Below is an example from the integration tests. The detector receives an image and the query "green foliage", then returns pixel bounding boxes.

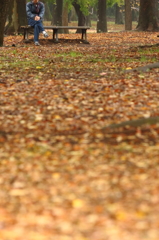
[47,0,56,3]
[108,0,124,7]
[45,0,125,16]
[64,0,74,11]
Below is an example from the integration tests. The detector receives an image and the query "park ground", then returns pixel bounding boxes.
[0,22,159,240]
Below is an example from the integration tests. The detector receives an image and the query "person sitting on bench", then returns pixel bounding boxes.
[26,0,48,46]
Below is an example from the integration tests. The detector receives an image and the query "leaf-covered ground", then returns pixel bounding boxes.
[1,31,159,240]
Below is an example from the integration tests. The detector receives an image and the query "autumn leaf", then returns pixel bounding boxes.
[1,31,159,240]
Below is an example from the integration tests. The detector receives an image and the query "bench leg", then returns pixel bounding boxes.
[53,29,59,43]
[81,29,89,44]
[81,29,86,40]
[24,29,29,41]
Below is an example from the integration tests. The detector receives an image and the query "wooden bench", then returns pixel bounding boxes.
[21,25,90,44]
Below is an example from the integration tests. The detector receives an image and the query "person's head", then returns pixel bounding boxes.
[32,0,39,3]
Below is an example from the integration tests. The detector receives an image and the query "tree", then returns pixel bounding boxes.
[72,1,86,27]
[4,0,14,35]
[56,0,63,25]
[5,0,27,35]
[62,1,69,33]
[50,2,57,25]
[0,0,11,46]
[137,0,159,31]
[125,0,132,30]
[115,3,124,24]
[44,2,53,21]
[97,0,107,32]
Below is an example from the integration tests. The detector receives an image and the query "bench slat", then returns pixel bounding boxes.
[21,26,90,29]
[45,26,90,30]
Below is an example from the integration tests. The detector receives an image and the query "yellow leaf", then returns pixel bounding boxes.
[126,67,132,70]
[52,173,60,179]
[121,155,127,161]
[72,199,85,208]
[36,66,43,69]
[54,115,61,120]
[136,211,146,218]
[116,211,127,221]
[10,189,29,196]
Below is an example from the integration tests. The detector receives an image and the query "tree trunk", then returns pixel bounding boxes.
[132,9,138,22]
[4,0,14,34]
[17,0,27,27]
[0,0,10,46]
[55,0,63,33]
[56,0,63,26]
[44,2,52,22]
[115,3,124,24]
[155,0,159,19]
[125,0,132,30]
[13,0,18,34]
[62,1,69,33]
[4,0,27,35]
[51,3,56,25]
[72,1,86,32]
[86,7,93,27]
[97,0,107,33]
[136,0,159,31]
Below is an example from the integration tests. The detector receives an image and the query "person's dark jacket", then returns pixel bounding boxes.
[26,1,45,20]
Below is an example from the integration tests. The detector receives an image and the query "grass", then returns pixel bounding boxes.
[54,51,83,58]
